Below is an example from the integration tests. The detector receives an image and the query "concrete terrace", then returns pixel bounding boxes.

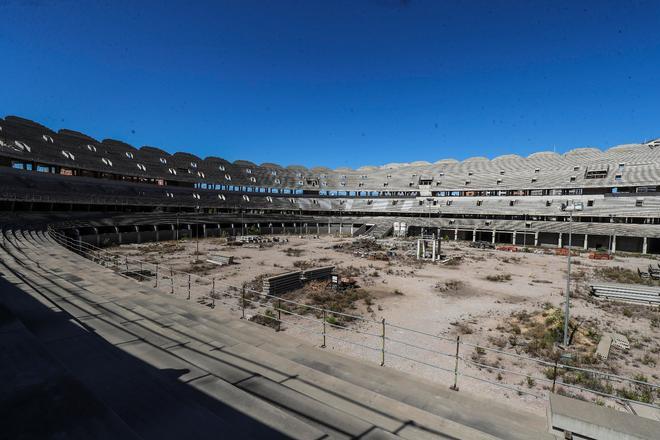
[0,226,556,440]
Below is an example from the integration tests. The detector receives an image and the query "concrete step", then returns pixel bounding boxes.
[0,286,141,440]
[1,230,328,440]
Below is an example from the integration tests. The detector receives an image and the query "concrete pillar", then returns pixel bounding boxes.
[328,221,331,234]
[432,240,437,261]
[316,223,320,234]
[612,235,617,253]
[202,224,207,238]
[643,236,648,254]
[154,225,159,242]
[454,228,458,241]
[534,231,539,246]
[135,226,141,244]
[512,231,517,245]
[472,229,477,242]
[93,227,100,247]
[558,233,563,248]
[583,234,588,250]
[416,240,421,259]
[339,222,342,236]
[350,224,354,235]
[491,230,496,244]
[116,226,121,245]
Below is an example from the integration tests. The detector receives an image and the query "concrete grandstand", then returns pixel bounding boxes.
[3,116,660,253]
[2,115,660,439]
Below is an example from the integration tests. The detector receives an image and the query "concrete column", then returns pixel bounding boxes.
[93,227,100,247]
[202,224,207,238]
[643,236,648,254]
[416,240,421,259]
[491,230,496,244]
[612,235,617,253]
[350,224,354,235]
[154,225,159,242]
[583,234,588,250]
[116,226,121,245]
[454,228,458,241]
[316,223,320,234]
[432,240,437,260]
[339,222,342,236]
[328,221,331,234]
[512,231,517,245]
[558,233,563,248]
[135,225,141,244]
[472,229,477,242]
[534,231,539,246]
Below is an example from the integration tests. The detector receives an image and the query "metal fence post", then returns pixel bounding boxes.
[277,298,282,332]
[321,309,326,348]
[241,287,246,319]
[187,274,191,300]
[211,278,215,307]
[380,318,385,366]
[450,335,460,391]
[552,359,558,393]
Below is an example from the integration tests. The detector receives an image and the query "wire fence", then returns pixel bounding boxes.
[43,228,660,411]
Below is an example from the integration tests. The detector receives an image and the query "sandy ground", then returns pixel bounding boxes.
[110,234,660,418]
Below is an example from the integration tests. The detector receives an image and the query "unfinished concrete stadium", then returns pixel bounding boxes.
[2,115,660,439]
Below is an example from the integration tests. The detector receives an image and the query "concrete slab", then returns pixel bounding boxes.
[549,393,660,440]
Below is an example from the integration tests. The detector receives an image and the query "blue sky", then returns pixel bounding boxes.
[1,0,659,169]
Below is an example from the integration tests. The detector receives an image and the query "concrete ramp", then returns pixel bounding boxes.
[549,393,660,440]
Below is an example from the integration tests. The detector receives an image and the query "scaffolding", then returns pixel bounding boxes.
[416,233,441,260]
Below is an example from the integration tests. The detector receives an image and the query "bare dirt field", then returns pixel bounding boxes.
[109,234,660,419]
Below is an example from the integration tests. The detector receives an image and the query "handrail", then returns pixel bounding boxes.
[42,227,660,409]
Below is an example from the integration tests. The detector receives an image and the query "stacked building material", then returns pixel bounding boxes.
[590,283,660,305]
[205,254,234,265]
[263,271,302,295]
[301,266,334,282]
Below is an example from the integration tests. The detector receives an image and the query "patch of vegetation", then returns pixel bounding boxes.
[595,266,660,286]
[249,309,279,329]
[293,260,314,270]
[279,280,372,325]
[283,247,305,257]
[485,273,512,282]
[435,280,464,292]
[187,261,216,275]
[451,321,473,335]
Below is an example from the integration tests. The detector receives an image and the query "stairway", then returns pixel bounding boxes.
[0,226,554,440]
[364,221,393,238]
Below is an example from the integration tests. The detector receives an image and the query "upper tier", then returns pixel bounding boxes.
[2,115,659,191]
